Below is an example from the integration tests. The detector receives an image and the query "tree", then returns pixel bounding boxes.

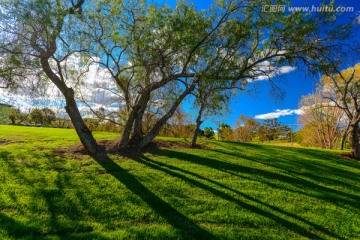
[262,119,281,142]
[298,93,345,149]
[30,108,44,124]
[218,123,234,141]
[191,79,231,147]
[81,0,350,151]
[9,108,29,125]
[234,115,260,142]
[42,108,56,126]
[1,0,353,153]
[0,0,99,154]
[257,126,268,143]
[203,127,215,139]
[322,63,360,157]
[0,104,13,124]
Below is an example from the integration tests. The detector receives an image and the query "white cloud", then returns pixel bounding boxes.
[249,65,297,82]
[0,53,123,117]
[255,108,304,120]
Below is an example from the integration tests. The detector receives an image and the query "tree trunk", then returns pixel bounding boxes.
[191,103,204,148]
[349,122,360,159]
[129,92,150,145]
[118,92,151,150]
[138,84,196,148]
[40,59,98,155]
[118,107,137,150]
[64,89,98,154]
[340,123,350,150]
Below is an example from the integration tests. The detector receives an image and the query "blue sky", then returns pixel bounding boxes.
[175,0,360,130]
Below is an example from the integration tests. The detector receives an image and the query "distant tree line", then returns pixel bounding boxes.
[215,117,293,143]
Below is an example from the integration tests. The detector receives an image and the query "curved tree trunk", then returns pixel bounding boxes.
[64,89,98,154]
[191,103,204,148]
[349,122,360,159]
[41,59,99,155]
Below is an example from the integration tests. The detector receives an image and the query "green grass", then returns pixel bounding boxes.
[0,125,360,239]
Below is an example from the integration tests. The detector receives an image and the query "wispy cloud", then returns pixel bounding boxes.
[255,108,304,119]
[246,58,297,82]
[254,65,296,81]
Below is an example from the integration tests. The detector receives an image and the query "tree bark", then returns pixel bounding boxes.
[118,107,137,150]
[40,59,99,155]
[118,92,151,149]
[64,89,99,154]
[191,103,204,148]
[129,92,150,145]
[340,123,350,150]
[349,121,360,159]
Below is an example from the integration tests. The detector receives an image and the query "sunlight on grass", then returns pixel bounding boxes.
[0,125,359,239]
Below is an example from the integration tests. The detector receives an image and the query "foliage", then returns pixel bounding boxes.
[9,108,29,125]
[42,108,56,125]
[234,115,260,142]
[203,127,215,139]
[321,63,360,157]
[82,0,352,149]
[217,123,234,141]
[0,104,12,124]
[263,119,281,141]
[0,0,354,151]
[30,108,57,126]
[30,108,44,124]
[298,93,345,149]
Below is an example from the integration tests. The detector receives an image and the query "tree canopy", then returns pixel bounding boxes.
[0,0,355,153]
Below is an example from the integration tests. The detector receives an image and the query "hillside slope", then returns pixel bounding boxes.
[0,125,359,239]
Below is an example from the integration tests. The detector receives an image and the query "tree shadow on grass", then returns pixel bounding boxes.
[0,212,43,239]
[208,142,360,194]
[91,153,214,240]
[221,141,360,172]
[133,153,343,240]
[186,142,360,207]
[0,150,110,240]
[209,146,360,191]
[150,147,360,239]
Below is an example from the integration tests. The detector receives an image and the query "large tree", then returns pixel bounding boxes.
[1,0,354,153]
[81,0,351,150]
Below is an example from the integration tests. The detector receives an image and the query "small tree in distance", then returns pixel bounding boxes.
[203,127,215,140]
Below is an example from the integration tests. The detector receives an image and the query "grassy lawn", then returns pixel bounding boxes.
[0,125,360,239]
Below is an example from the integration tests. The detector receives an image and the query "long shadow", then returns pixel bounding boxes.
[91,153,214,240]
[210,148,360,192]
[227,142,360,172]
[211,145,360,191]
[0,151,110,240]
[139,155,344,239]
[134,154,327,239]
[155,149,360,210]
[0,213,43,239]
